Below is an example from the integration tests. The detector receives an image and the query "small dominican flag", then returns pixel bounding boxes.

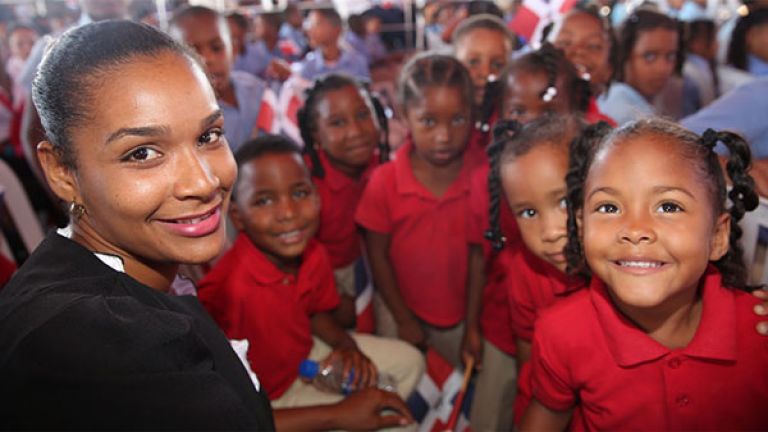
[509,0,578,43]
[407,349,473,431]
[276,75,312,146]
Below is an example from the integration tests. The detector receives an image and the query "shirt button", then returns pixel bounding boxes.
[668,357,681,369]
[282,277,290,285]
[675,394,690,407]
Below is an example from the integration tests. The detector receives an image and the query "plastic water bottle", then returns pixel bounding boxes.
[298,359,398,395]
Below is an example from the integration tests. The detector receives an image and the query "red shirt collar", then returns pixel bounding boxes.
[313,151,377,193]
[233,233,321,292]
[393,137,471,200]
[590,265,737,367]
[521,246,584,296]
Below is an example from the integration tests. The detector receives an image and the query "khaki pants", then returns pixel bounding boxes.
[373,293,464,368]
[271,333,425,408]
[469,340,517,431]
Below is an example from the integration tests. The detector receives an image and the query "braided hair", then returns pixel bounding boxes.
[486,114,587,251]
[506,43,591,116]
[297,73,389,179]
[564,118,759,290]
[398,52,474,117]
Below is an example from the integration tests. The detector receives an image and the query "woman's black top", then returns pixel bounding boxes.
[0,233,275,430]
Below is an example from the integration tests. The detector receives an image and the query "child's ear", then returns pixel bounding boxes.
[228,201,245,232]
[709,212,730,261]
[37,140,80,204]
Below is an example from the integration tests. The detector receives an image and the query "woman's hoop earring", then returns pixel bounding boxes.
[69,201,86,219]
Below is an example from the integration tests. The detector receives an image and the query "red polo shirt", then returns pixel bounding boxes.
[529,267,768,430]
[197,234,340,400]
[508,247,585,342]
[355,139,472,327]
[306,152,376,269]
[508,246,586,423]
[466,165,521,355]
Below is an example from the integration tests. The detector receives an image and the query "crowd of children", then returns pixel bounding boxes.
[2,0,768,430]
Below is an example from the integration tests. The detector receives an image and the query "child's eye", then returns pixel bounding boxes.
[559,198,568,209]
[452,115,466,126]
[518,208,537,219]
[657,202,683,213]
[664,52,677,63]
[293,188,311,199]
[642,52,658,63]
[198,128,224,147]
[356,109,372,121]
[596,203,619,214]
[421,117,436,127]
[491,60,506,73]
[123,146,161,163]
[587,42,605,53]
[253,197,273,207]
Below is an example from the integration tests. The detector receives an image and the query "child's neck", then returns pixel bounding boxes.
[409,150,463,198]
[611,286,703,350]
[320,43,341,62]
[258,246,302,275]
[218,80,237,108]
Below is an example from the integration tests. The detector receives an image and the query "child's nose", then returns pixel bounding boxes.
[618,213,657,244]
[275,198,298,221]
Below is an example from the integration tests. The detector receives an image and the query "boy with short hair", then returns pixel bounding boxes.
[294,8,370,82]
[172,6,279,151]
[197,135,423,428]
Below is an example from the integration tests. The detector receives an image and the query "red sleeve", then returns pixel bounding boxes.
[354,165,393,234]
[306,243,340,314]
[197,261,237,335]
[528,312,577,411]
[508,250,538,342]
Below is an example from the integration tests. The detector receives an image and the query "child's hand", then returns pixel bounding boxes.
[325,347,378,391]
[397,316,427,350]
[332,388,414,429]
[753,289,768,335]
[461,325,484,370]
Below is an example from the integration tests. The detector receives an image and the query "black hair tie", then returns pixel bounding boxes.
[701,128,719,151]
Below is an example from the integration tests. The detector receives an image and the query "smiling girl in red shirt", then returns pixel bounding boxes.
[298,74,389,329]
[521,119,768,430]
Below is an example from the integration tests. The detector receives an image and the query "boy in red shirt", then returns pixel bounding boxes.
[198,135,423,430]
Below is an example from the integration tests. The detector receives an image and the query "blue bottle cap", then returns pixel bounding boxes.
[298,359,319,379]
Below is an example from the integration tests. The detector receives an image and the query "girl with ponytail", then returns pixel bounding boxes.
[521,118,768,431]
[297,73,389,328]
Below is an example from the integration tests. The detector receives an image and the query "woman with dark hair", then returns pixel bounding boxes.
[0,20,274,429]
[0,20,415,431]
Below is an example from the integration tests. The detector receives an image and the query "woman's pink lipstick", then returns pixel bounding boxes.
[157,206,222,238]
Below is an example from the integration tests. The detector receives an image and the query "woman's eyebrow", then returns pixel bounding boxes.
[201,110,223,128]
[105,125,171,145]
